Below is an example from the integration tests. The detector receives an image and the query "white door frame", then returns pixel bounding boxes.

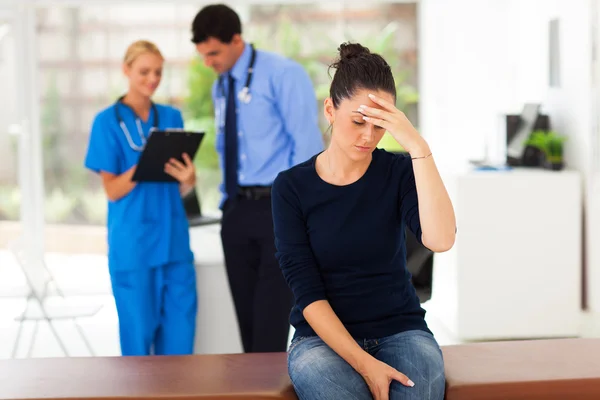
[6,2,46,296]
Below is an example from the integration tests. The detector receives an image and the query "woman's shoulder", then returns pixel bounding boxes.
[93,104,117,124]
[273,154,319,194]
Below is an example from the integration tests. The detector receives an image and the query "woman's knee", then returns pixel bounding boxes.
[389,369,445,400]
[378,330,446,400]
[288,337,371,400]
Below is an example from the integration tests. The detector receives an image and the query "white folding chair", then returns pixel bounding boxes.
[8,239,102,358]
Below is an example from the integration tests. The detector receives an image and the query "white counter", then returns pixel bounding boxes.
[190,224,243,354]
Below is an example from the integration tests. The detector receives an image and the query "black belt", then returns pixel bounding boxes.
[237,185,272,200]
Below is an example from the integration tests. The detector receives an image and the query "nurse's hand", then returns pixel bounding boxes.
[165,153,196,187]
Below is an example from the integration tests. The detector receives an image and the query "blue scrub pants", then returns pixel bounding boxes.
[109,261,197,356]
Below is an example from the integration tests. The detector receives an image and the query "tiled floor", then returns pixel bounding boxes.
[0,246,459,359]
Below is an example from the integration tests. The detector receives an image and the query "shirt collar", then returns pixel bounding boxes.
[228,42,252,81]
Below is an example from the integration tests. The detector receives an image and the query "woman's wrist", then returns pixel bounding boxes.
[406,139,431,159]
[183,175,196,186]
[352,351,375,376]
[180,182,195,196]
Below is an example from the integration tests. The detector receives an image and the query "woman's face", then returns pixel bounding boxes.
[324,88,394,161]
[123,53,163,98]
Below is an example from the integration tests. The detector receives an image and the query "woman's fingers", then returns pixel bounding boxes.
[367,93,397,112]
[164,163,181,179]
[182,153,193,167]
[358,104,401,128]
[362,115,390,131]
[391,369,414,387]
[358,104,386,118]
[369,381,389,400]
[168,158,185,171]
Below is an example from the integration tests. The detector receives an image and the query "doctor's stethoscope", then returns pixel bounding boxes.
[114,95,159,152]
[216,44,256,128]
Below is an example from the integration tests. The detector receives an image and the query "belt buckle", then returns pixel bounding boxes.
[241,188,255,200]
[239,186,266,200]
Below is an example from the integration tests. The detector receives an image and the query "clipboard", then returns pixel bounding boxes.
[132,129,205,182]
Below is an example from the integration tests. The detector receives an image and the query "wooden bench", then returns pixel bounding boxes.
[0,352,296,400]
[2,338,600,399]
[443,338,600,399]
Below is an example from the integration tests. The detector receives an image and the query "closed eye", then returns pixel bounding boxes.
[353,120,365,126]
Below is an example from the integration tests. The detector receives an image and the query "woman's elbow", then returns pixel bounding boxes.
[423,231,455,253]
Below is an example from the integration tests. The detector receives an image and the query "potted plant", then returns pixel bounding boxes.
[523,130,567,170]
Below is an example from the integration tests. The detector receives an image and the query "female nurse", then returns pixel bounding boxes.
[84,40,197,356]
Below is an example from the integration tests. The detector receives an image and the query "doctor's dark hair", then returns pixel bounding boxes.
[329,42,396,108]
[191,4,242,44]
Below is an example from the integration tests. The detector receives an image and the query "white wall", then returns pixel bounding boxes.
[418,0,579,166]
[419,0,515,167]
[542,0,598,315]
[420,0,600,319]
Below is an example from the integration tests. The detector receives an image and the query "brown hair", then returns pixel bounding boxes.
[328,42,396,108]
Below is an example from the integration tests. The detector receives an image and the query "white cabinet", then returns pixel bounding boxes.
[430,168,582,341]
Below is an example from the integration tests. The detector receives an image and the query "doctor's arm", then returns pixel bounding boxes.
[275,65,324,166]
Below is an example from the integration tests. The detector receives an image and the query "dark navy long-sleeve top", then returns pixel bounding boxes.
[272,148,431,340]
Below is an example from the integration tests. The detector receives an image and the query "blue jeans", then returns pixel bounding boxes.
[288,330,445,400]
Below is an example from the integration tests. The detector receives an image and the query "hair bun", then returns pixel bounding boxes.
[338,42,370,60]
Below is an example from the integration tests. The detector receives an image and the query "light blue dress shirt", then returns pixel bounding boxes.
[84,102,194,272]
[212,42,324,205]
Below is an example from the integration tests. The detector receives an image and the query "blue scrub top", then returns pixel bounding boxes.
[84,101,194,273]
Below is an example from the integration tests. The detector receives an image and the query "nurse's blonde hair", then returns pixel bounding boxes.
[123,40,164,66]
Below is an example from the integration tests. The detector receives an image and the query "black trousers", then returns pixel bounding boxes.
[220,196,293,353]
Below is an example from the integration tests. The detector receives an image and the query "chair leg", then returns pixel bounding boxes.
[26,320,39,358]
[12,293,33,359]
[40,302,70,357]
[11,318,25,359]
[74,319,95,356]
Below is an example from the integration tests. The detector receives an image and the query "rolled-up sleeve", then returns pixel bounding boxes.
[271,173,326,311]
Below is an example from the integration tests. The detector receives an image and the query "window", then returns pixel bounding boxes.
[28,2,418,227]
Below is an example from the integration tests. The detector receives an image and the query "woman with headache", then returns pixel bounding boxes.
[272,42,456,400]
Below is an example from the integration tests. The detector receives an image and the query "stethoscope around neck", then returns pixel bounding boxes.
[114,95,159,151]
[218,43,257,104]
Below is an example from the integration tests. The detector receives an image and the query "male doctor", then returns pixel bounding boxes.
[191,4,324,353]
